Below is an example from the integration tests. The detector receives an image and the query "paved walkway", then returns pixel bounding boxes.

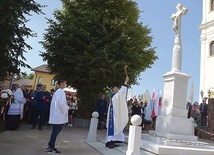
[0,123,214,155]
[0,123,103,155]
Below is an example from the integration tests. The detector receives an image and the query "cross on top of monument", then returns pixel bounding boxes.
[171,3,188,72]
[171,3,188,38]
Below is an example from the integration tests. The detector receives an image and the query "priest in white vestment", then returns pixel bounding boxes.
[7,84,26,130]
[106,76,129,148]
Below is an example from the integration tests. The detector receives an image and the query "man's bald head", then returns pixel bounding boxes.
[112,86,119,93]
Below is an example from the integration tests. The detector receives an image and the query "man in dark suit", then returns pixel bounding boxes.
[31,84,45,130]
[96,94,107,130]
[199,97,208,127]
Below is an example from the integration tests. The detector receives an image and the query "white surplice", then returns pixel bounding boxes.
[106,86,128,142]
[49,88,69,124]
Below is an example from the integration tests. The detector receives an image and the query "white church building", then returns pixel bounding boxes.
[199,0,214,99]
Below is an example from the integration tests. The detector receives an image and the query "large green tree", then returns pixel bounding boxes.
[15,72,34,80]
[41,0,157,118]
[0,0,44,80]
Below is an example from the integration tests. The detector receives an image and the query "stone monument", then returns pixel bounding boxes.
[141,4,214,154]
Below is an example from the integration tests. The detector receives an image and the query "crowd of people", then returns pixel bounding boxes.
[0,79,79,154]
[1,78,211,152]
[96,90,209,140]
[0,82,77,131]
[127,99,153,131]
[96,96,159,134]
[186,97,208,135]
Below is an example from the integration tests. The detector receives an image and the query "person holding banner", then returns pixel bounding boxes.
[105,76,129,149]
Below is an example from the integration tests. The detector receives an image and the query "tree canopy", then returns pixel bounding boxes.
[41,0,157,118]
[0,0,44,80]
[15,72,34,80]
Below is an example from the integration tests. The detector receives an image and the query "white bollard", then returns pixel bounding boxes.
[126,115,142,155]
[87,111,99,141]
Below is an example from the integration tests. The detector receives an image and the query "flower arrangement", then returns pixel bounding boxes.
[0,89,14,106]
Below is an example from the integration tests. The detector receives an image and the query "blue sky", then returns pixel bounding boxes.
[23,0,202,102]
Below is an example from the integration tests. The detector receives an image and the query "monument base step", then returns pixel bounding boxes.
[143,133,208,148]
[141,138,214,155]
[85,139,155,155]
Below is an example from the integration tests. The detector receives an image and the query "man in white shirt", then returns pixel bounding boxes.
[46,79,71,154]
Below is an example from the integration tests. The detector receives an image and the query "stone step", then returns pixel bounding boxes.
[142,133,210,148]
[85,139,155,155]
[141,138,214,155]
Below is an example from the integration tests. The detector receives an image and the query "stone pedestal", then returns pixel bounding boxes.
[126,115,142,155]
[141,71,214,154]
[87,112,99,141]
[152,71,197,141]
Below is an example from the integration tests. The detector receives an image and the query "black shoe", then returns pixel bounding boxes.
[108,143,115,149]
[47,148,61,154]
[105,142,110,147]
[46,147,58,152]
[38,127,42,130]
[31,126,35,129]
[106,141,116,149]
[113,144,119,147]
[54,148,61,153]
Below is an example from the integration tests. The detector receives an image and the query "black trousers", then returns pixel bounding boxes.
[48,124,63,148]
[29,105,36,124]
[33,110,44,128]
[201,114,207,126]
[43,110,50,125]
[6,115,20,130]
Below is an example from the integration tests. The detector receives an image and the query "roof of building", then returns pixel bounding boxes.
[13,78,33,87]
[32,64,50,73]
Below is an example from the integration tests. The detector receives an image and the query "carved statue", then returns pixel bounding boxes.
[171,4,188,72]
[171,4,188,38]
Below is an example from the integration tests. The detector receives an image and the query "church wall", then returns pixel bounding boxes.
[203,27,214,97]
[207,10,214,21]
[199,0,214,100]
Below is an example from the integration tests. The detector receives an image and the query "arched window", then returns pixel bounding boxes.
[211,0,214,11]
[210,41,214,56]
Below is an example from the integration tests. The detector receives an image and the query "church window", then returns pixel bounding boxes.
[210,41,214,56]
[51,79,57,86]
[38,77,42,83]
[211,0,214,11]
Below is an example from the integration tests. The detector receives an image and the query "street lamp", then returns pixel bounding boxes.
[200,90,204,98]
[208,89,211,99]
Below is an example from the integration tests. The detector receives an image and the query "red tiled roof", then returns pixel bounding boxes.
[32,64,50,73]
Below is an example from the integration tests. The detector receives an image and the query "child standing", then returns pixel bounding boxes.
[67,97,76,127]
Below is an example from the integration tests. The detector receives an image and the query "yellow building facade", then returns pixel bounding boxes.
[32,64,57,91]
